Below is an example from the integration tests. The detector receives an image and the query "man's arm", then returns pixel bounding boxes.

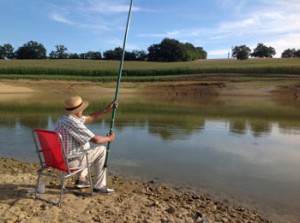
[90,133,115,144]
[85,100,116,124]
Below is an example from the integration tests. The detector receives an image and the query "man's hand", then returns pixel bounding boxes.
[106,132,115,142]
[105,100,118,113]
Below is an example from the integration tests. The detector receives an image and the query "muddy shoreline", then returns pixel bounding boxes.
[0,157,271,223]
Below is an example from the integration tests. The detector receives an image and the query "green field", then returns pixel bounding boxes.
[0,58,300,82]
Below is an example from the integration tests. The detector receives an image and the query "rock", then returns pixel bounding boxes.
[165,206,176,214]
[18,213,25,220]
[192,195,200,199]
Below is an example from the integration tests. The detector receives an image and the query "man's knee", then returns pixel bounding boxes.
[94,145,106,157]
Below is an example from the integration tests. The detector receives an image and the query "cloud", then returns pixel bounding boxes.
[218,17,259,31]
[268,33,300,56]
[49,10,113,32]
[79,0,142,14]
[141,0,300,58]
[76,0,129,14]
[50,13,75,25]
[216,0,248,13]
[219,2,300,35]
[48,0,143,32]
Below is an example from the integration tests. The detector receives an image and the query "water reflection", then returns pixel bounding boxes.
[1,93,300,221]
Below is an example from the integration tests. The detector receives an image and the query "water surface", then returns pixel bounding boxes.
[1,92,300,222]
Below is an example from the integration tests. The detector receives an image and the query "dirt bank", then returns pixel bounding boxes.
[0,158,271,223]
[1,78,299,98]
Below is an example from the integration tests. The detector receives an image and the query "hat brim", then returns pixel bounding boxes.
[64,100,89,114]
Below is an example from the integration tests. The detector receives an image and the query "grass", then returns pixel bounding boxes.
[1,58,300,69]
[0,58,300,81]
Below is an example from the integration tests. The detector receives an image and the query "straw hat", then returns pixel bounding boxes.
[64,96,89,114]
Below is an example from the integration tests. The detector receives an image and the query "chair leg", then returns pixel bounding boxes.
[35,173,41,200]
[87,164,93,196]
[85,154,93,196]
[57,178,65,207]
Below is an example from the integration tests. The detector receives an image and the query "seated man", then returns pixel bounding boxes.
[55,95,116,194]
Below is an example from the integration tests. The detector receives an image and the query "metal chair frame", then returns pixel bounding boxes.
[32,129,93,207]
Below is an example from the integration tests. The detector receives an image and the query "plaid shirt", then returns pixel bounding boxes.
[55,115,95,157]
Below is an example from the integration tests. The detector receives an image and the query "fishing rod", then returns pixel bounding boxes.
[104,0,133,168]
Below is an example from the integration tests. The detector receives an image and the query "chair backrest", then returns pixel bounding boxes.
[33,129,68,172]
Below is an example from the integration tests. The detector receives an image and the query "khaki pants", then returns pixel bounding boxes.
[69,145,107,189]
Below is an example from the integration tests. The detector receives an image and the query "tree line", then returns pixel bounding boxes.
[0,38,207,62]
[2,39,299,61]
[232,43,300,60]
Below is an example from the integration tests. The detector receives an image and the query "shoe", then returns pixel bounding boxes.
[75,179,90,189]
[93,187,114,194]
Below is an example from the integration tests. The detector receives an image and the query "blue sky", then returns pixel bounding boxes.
[1,0,300,59]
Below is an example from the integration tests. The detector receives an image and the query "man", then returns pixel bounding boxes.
[55,95,116,194]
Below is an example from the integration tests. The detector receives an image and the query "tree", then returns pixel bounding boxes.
[79,53,86,59]
[281,48,300,58]
[281,48,296,58]
[232,45,251,60]
[103,47,123,60]
[159,38,185,62]
[124,51,137,61]
[196,47,207,59]
[250,43,276,58]
[49,45,68,59]
[295,49,300,57]
[0,43,14,59]
[104,48,147,61]
[132,50,147,61]
[15,41,47,59]
[147,43,161,61]
[69,53,80,59]
[147,38,207,62]
[85,51,102,60]
[180,43,207,61]
[0,46,5,59]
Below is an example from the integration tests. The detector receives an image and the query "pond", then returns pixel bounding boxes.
[1,91,300,222]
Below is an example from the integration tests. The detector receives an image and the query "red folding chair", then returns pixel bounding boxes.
[32,129,93,207]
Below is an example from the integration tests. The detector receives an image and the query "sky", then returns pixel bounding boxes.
[1,0,300,59]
